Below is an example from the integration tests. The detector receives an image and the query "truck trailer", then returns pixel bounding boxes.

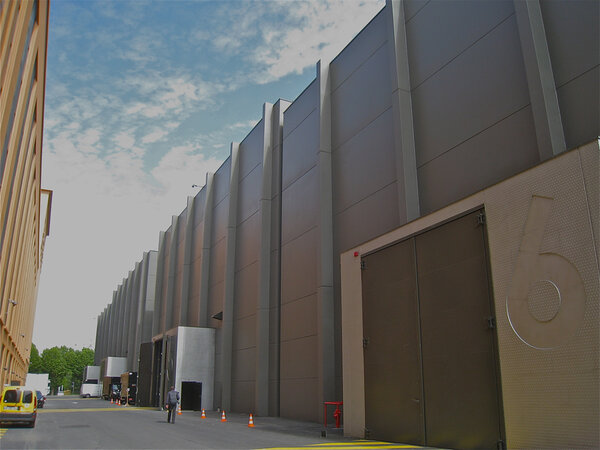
[100,357,127,401]
[82,366,100,383]
[120,372,137,405]
[80,383,102,398]
[25,373,50,396]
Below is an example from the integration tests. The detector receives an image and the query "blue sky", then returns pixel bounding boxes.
[34,0,385,350]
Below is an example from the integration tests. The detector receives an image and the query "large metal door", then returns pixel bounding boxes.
[362,239,424,444]
[416,211,503,449]
[361,210,504,449]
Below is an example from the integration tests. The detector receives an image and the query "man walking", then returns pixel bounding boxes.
[165,386,180,424]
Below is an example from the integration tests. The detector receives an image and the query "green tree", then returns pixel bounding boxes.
[28,343,43,373]
[31,345,96,394]
[41,347,69,394]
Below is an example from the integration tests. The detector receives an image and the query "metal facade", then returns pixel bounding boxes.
[95,0,599,441]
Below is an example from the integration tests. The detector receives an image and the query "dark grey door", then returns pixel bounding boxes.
[362,239,424,444]
[416,211,503,449]
[361,210,504,449]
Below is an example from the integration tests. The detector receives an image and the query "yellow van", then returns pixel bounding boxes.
[0,386,37,427]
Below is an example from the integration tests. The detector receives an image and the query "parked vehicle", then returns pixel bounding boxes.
[0,386,37,427]
[80,383,102,398]
[102,376,121,401]
[101,357,127,401]
[120,372,137,405]
[25,373,50,396]
[35,390,46,408]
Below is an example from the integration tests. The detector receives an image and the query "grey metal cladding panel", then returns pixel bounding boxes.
[237,165,261,224]
[194,188,206,227]
[234,261,258,320]
[331,10,386,90]
[211,198,229,244]
[413,15,530,166]
[282,109,319,190]
[540,0,600,87]
[208,280,224,323]
[406,0,514,87]
[231,381,255,411]
[331,43,392,150]
[281,167,319,245]
[239,120,264,179]
[280,378,318,422]
[209,238,226,286]
[418,106,539,214]
[280,227,318,304]
[190,260,201,298]
[192,224,204,262]
[403,0,429,21]
[332,107,395,214]
[179,209,188,240]
[334,182,400,254]
[177,239,185,267]
[233,316,257,352]
[280,294,318,342]
[235,212,260,272]
[557,66,600,150]
[283,79,318,139]
[280,335,318,380]
[213,157,231,205]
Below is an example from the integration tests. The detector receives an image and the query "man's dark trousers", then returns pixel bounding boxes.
[167,403,177,423]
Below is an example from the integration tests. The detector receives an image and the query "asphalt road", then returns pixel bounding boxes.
[0,396,424,450]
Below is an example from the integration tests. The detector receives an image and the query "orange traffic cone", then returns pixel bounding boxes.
[177,404,182,415]
[201,409,206,419]
[117,398,120,406]
[248,413,255,428]
[221,410,227,422]
[110,398,113,404]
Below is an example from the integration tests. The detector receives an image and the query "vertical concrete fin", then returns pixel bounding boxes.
[179,196,196,326]
[153,231,166,338]
[256,102,274,416]
[317,60,336,418]
[386,0,420,223]
[514,0,566,160]
[198,172,215,327]
[221,142,240,411]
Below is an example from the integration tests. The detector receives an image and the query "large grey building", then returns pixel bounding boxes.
[94,1,599,448]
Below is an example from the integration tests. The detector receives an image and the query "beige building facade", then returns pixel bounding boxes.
[0,0,51,387]
[341,141,599,448]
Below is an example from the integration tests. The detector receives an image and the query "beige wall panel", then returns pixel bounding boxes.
[341,141,599,447]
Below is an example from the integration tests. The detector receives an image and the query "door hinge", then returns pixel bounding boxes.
[362,337,369,348]
[360,260,366,270]
[487,316,496,329]
[477,212,486,226]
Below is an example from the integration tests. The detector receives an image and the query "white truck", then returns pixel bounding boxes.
[25,373,50,396]
[80,383,102,398]
[80,365,102,398]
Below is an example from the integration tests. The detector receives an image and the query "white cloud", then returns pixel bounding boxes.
[114,131,136,149]
[201,0,385,84]
[141,128,169,144]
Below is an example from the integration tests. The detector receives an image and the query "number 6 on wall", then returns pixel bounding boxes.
[506,195,586,349]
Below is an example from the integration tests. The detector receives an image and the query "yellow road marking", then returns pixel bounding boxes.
[260,444,422,450]
[261,447,418,450]
[310,444,419,448]
[38,407,156,413]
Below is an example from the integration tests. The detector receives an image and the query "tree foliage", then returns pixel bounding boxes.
[28,343,43,373]
[28,345,95,394]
